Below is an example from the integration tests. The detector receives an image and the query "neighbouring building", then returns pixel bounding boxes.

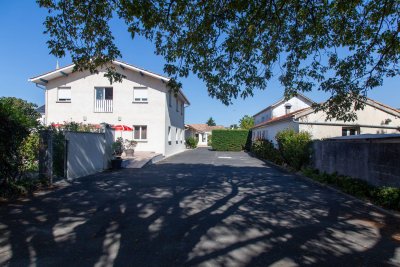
[29,60,190,157]
[35,104,46,125]
[252,93,400,144]
[185,124,225,146]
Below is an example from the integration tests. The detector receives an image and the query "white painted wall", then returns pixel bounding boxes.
[164,93,186,157]
[44,65,187,156]
[254,96,311,124]
[65,132,109,179]
[253,120,299,145]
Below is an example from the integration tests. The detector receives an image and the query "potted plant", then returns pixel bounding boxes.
[123,139,137,158]
[111,137,124,169]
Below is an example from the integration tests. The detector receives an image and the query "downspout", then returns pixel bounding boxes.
[292,118,400,130]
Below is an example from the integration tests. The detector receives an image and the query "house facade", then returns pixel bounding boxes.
[185,124,225,146]
[252,94,400,144]
[29,60,190,157]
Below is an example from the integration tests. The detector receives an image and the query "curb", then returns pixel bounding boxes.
[249,153,400,220]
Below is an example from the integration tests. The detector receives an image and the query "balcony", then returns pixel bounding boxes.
[94,99,113,113]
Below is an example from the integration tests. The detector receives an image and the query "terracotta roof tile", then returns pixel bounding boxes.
[252,107,311,129]
[186,124,225,132]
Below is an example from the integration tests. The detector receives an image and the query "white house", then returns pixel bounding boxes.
[252,94,400,144]
[29,60,190,157]
[185,124,225,146]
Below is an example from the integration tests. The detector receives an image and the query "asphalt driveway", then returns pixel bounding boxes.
[1,148,399,266]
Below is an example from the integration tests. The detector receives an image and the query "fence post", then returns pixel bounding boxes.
[39,130,53,184]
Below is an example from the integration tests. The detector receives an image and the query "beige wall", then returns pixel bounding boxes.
[298,104,400,139]
[45,65,186,156]
[253,120,299,145]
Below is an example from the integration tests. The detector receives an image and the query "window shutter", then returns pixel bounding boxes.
[134,88,148,102]
[58,87,71,101]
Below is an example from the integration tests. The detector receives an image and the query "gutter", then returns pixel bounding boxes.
[292,118,399,130]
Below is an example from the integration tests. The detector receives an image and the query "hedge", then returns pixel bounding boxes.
[211,129,251,151]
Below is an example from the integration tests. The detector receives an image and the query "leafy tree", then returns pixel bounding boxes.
[206,117,216,126]
[239,115,254,130]
[38,0,400,121]
[0,97,40,184]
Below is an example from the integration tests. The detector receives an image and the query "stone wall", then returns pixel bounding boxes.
[312,140,400,187]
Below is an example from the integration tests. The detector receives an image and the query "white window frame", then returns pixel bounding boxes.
[133,125,147,141]
[133,86,148,103]
[175,128,179,144]
[57,87,71,102]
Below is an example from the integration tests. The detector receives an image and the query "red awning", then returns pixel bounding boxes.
[112,125,133,131]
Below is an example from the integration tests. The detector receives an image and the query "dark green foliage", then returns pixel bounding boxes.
[302,169,400,211]
[39,0,400,121]
[211,130,249,151]
[185,137,197,149]
[0,97,40,184]
[207,135,212,146]
[112,137,124,157]
[206,117,216,126]
[251,139,284,165]
[275,129,312,170]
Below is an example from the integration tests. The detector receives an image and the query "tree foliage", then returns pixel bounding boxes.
[239,115,254,129]
[206,117,216,126]
[38,0,400,121]
[0,97,40,184]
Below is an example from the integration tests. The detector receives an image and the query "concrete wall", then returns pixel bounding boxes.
[312,140,400,187]
[44,64,187,156]
[65,130,113,179]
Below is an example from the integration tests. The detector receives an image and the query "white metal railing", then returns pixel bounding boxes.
[94,99,113,113]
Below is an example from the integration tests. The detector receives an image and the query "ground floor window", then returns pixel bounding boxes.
[342,127,360,136]
[134,125,147,140]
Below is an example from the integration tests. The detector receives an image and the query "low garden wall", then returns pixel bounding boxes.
[312,140,400,187]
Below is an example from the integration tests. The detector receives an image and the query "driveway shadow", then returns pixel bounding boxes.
[0,161,399,266]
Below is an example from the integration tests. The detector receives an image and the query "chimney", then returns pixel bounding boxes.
[284,103,292,114]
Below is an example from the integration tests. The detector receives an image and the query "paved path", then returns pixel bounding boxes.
[1,148,399,266]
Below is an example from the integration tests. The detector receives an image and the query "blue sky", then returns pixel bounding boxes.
[0,2,398,126]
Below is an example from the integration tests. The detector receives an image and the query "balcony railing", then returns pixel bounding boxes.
[94,99,113,113]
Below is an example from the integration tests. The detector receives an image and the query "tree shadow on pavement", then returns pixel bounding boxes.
[0,161,399,266]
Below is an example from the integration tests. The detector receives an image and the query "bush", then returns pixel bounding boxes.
[207,134,212,146]
[211,129,250,151]
[302,168,400,211]
[186,137,197,148]
[19,132,40,173]
[0,97,40,185]
[251,139,284,165]
[275,129,312,170]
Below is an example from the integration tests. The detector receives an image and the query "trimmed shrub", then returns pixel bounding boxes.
[211,129,250,151]
[302,168,400,211]
[207,135,212,146]
[251,139,284,165]
[275,129,312,170]
[186,137,197,149]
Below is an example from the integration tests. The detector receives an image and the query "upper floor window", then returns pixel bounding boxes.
[133,87,148,103]
[57,87,71,102]
[168,91,172,107]
[181,102,184,115]
[134,125,147,140]
[94,87,113,113]
[168,126,171,144]
[342,127,360,136]
[176,98,179,112]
